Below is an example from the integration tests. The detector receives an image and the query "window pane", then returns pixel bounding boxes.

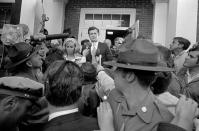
[112,14,120,20]
[121,14,130,27]
[103,14,111,20]
[85,14,93,20]
[94,14,102,20]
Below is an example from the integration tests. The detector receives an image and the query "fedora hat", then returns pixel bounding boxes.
[5,42,41,69]
[104,39,174,72]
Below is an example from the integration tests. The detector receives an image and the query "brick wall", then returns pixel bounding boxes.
[64,0,153,39]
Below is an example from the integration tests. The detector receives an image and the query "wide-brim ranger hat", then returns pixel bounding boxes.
[5,42,41,69]
[0,76,44,101]
[104,39,174,72]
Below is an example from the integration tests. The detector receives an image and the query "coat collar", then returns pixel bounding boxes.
[48,108,78,121]
[111,89,171,124]
[44,112,83,128]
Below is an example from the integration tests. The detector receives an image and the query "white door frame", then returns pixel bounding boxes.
[78,8,136,43]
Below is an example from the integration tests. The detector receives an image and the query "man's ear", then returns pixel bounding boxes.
[1,96,18,112]
[26,60,32,67]
[125,72,136,83]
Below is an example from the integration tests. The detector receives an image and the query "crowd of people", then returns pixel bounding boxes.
[0,24,199,131]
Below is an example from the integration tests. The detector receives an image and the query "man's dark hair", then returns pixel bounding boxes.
[44,60,83,107]
[173,37,191,50]
[81,62,97,84]
[88,26,99,34]
[151,45,173,94]
[151,72,172,95]
[116,67,156,87]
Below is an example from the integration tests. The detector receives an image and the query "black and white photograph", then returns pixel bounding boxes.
[0,0,199,131]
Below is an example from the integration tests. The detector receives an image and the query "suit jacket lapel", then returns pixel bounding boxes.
[97,42,102,54]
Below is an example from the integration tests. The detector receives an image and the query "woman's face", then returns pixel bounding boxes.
[65,42,75,55]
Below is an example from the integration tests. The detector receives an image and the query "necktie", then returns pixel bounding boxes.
[92,45,96,56]
[92,43,96,50]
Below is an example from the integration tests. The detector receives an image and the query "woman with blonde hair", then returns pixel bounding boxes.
[63,38,88,65]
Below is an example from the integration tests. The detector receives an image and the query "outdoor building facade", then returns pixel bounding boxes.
[0,0,198,47]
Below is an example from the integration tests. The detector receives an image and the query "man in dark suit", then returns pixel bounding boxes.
[86,26,113,66]
[42,60,99,131]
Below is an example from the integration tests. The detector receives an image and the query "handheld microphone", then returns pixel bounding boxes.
[30,33,70,41]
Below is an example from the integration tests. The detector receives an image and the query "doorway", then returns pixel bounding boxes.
[106,29,127,45]
[78,8,136,44]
